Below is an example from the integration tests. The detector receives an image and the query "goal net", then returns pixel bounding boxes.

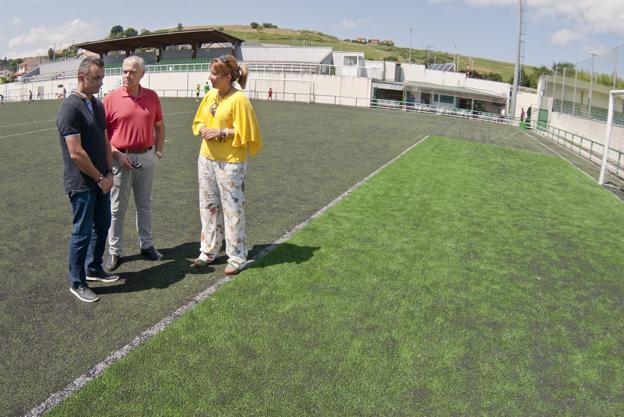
[598,89,624,185]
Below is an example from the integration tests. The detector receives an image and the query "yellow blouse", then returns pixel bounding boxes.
[192,89,263,162]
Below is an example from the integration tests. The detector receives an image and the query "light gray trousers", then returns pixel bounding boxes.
[108,149,158,255]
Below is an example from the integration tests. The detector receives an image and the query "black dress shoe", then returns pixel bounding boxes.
[141,246,163,261]
[106,254,121,272]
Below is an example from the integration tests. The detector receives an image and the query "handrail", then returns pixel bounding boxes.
[536,123,623,179]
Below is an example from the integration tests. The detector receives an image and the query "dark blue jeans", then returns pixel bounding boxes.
[68,187,111,289]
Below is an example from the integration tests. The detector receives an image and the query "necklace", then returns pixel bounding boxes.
[209,86,233,117]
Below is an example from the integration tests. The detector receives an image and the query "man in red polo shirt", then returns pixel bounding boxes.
[104,55,165,271]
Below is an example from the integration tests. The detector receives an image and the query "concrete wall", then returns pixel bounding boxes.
[402,64,426,83]
[549,112,624,153]
[1,77,75,101]
[516,90,539,120]
[38,58,81,75]
[244,72,371,107]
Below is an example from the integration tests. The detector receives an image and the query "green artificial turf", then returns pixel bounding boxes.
[46,137,624,417]
[1,99,452,416]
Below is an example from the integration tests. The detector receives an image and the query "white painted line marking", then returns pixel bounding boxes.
[24,133,432,417]
[0,119,56,129]
[0,128,56,139]
[520,129,623,204]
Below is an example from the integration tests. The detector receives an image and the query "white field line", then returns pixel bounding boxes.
[0,119,56,129]
[0,112,194,140]
[24,133,432,417]
[520,129,624,204]
[0,128,56,139]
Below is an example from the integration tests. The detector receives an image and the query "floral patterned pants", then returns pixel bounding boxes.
[198,155,247,265]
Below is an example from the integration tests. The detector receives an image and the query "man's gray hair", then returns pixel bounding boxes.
[77,56,104,76]
[123,55,145,71]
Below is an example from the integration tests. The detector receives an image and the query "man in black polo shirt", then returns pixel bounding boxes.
[56,57,119,303]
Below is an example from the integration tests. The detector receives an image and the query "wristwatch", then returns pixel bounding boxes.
[96,173,104,183]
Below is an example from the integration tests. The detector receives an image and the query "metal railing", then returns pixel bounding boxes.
[536,124,623,179]
[552,98,624,127]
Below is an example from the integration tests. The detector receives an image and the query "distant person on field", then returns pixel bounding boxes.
[1,94,4,104]
[191,54,263,274]
[37,90,41,100]
[520,107,525,122]
[204,81,210,96]
[103,55,166,272]
[195,83,201,102]
[28,90,33,103]
[55,57,118,303]
[268,87,273,100]
[63,87,67,99]
[526,107,532,125]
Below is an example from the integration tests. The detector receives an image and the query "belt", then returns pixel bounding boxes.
[119,146,153,154]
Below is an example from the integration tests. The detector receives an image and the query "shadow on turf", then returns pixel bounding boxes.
[93,242,319,294]
[247,242,320,269]
[93,242,212,294]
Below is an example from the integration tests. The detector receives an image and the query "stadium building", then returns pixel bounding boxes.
[2,28,622,154]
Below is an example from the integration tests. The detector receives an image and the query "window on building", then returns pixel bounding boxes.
[439,95,454,104]
[344,56,358,66]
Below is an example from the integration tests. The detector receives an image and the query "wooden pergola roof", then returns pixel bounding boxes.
[74,28,244,56]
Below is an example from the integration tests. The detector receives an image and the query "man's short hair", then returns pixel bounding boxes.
[123,55,145,71]
[78,57,104,77]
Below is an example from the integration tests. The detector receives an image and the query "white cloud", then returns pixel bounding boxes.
[340,19,368,29]
[11,17,22,27]
[7,19,99,57]
[582,44,610,56]
[550,28,584,46]
[450,0,624,35]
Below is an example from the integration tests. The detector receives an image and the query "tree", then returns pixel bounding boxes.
[109,25,124,38]
[483,72,503,82]
[508,67,533,88]
[123,27,138,37]
[48,48,54,61]
[250,22,259,28]
[552,62,575,75]
[140,28,151,35]
[177,23,183,31]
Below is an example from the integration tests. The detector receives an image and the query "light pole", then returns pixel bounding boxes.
[409,27,413,64]
[588,52,597,119]
[510,0,525,122]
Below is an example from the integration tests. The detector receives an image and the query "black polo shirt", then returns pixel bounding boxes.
[56,93,108,193]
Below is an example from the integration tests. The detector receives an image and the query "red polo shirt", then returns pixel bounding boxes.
[104,86,163,150]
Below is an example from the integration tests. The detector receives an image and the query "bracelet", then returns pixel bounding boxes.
[96,173,104,183]
[221,128,227,139]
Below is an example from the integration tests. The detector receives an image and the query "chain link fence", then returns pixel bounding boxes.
[542,44,624,126]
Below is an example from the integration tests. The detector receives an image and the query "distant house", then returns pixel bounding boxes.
[15,63,30,77]
[354,38,367,44]
[368,39,380,44]
[381,40,394,46]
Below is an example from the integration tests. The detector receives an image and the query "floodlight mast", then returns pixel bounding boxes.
[509,0,525,123]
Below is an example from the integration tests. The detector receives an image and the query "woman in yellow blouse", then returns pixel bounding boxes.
[191,55,262,274]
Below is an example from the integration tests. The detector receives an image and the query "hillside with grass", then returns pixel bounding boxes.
[211,24,526,83]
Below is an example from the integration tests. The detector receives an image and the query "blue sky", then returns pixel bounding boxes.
[1,0,623,67]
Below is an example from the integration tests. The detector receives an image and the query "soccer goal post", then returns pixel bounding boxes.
[598,90,624,185]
